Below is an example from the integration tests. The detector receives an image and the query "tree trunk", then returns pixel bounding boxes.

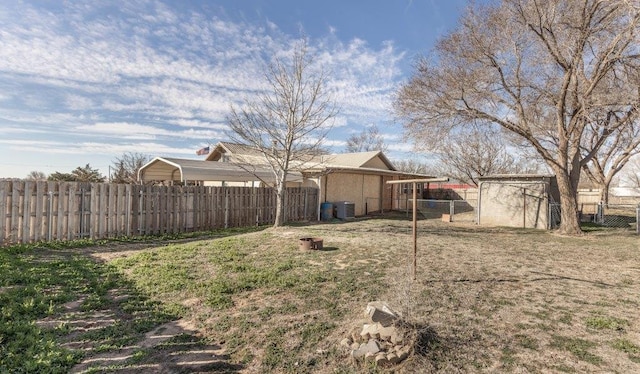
[273,182,286,228]
[597,182,610,206]
[555,172,583,235]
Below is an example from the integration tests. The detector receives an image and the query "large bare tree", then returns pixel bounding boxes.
[435,127,542,186]
[393,159,435,175]
[582,114,640,204]
[227,40,337,227]
[621,155,640,187]
[345,125,388,153]
[25,171,47,181]
[395,0,640,235]
[110,152,152,184]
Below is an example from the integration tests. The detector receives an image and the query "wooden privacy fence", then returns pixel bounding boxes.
[0,181,319,245]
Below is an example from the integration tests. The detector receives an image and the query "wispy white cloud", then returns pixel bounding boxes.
[75,122,224,140]
[65,94,94,111]
[0,0,408,176]
[0,138,190,156]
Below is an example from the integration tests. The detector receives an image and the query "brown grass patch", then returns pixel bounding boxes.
[49,215,640,372]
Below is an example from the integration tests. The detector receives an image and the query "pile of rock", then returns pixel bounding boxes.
[340,302,413,366]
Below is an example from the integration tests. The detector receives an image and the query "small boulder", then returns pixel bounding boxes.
[375,352,389,366]
[360,322,383,340]
[390,330,404,345]
[351,339,380,358]
[397,345,411,361]
[379,325,397,341]
[365,301,399,327]
[387,352,401,364]
[340,337,352,348]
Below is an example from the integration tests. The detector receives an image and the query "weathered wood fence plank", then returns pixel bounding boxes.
[0,181,318,245]
[0,182,7,245]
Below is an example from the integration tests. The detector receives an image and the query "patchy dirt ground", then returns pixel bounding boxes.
[31,216,640,373]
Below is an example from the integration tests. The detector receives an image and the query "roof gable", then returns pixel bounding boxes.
[318,151,396,171]
[205,142,396,171]
[205,142,264,161]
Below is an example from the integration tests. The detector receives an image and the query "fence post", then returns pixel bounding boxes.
[224,188,229,229]
[79,188,84,238]
[47,191,53,241]
[596,201,604,224]
[636,204,639,235]
[139,189,144,236]
[303,188,308,221]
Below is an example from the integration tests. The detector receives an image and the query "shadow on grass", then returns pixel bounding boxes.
[73,225,270,258]
[410,323,482,371]
[318,246,339,252]
[422,271,615,288]
[0,246,245,373]
[414,325,441,356]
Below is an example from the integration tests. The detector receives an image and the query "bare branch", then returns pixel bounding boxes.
[395,0,640,234]
[226,39,338,227]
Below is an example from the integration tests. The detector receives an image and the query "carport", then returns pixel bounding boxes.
[137,157,303,185]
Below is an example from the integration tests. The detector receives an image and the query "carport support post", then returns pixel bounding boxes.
[386,177,448,283]
[412,182,417,281]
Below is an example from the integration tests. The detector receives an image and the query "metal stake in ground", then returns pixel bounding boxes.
[387,178,448,281]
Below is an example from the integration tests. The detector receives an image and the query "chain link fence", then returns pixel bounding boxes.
[398,199,477,223]
[593,203,639,231]
[556,201,640,233]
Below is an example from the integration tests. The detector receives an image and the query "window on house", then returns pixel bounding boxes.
[402,183,423,195]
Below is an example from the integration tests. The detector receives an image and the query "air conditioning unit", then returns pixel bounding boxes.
[335,201,355,220]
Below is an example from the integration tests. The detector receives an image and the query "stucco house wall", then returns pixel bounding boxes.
[323,172,385,216]
[140,143,433,218]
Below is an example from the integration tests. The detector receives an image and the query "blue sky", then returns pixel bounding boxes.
[0,0,468,178]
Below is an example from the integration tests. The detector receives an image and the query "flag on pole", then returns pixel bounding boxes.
[196,146,210,155]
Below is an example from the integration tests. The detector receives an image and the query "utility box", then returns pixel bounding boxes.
[335,201,355,220]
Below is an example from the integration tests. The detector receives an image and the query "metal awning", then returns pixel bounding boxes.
[138,157,303,183]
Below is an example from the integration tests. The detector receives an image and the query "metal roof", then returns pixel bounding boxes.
[138,157,303,183]
[206,142,397,171]
[478,174,556,181]
[314,151,396,170]
[205,142,267,161]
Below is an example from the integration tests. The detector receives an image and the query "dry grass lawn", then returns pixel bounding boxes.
[11,214,639,373]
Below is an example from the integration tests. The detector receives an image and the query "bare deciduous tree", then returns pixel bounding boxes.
[111,152,152,184]
[395,0,640,235]
[345,125,388,153]
[227,40,337,227]
[25,171,47,181]
[582,115,640,204]
[434,127,542,187]
[393,159,435,175]
[618,155,640,188]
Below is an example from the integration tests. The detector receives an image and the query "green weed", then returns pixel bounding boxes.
[515,334,539,350]
[551,335,602,365]
[585,315,628,331]
[611,339,640,354]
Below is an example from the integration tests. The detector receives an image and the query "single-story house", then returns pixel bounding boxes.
[138,142,432,216]
[477,174,560,229]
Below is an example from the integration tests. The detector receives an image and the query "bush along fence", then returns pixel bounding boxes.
[0,181,319,245]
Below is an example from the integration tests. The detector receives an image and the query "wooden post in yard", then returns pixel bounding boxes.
[386,177,449,281]
[412,181,417,280]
